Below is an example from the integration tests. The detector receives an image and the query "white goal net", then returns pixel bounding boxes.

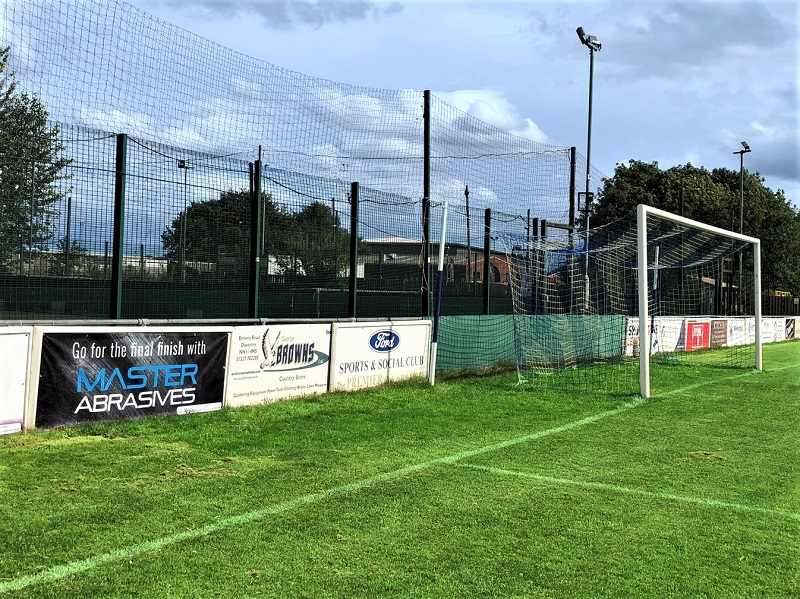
[502,204,762,397]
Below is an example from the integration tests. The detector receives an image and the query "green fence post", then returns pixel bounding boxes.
[109,133,127,319]
[541,219,549,315]
[248,160,263,318]
[422,90,431,317]
[483,208,491,315]
[348,182,359,318]
[569,146,577,233]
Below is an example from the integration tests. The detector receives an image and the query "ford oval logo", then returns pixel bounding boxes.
[369,330,400,352]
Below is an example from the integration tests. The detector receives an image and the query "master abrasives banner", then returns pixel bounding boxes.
[36,329,229,428]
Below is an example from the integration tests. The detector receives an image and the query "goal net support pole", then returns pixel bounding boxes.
[636,204,762,399]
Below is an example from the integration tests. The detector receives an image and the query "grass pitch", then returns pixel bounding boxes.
[1,341,798,597]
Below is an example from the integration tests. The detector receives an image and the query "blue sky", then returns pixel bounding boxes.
[125,0,799,207]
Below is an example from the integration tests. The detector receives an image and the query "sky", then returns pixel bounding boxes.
[125,0,799,209]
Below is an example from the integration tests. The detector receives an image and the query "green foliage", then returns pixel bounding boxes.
[0,46,72,268]
[161,188,290,269]
[47,236,89,276]
[278,201,353,281]
[161,191,355,283]
[592,160,800,294]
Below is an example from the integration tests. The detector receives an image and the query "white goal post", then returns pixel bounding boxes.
[637,204,762,398]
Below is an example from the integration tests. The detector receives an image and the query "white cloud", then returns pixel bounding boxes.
[433,89,549,143]
[154,0,399,29]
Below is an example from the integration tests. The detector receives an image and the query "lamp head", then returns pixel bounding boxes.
[576,26,601,51]
[741,141,751,152]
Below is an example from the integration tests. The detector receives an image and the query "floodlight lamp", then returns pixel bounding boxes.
[177,159,186,168]
[576,26,601,51]
[741,141,751,152]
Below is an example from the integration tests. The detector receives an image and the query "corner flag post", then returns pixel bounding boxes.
[429,202,449,385]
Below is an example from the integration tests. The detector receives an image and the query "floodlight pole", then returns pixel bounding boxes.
[577,27,601,313]
[733,142,751,311]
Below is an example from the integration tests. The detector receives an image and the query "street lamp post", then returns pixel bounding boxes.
[733,141,751,311]
[576,26,601,312]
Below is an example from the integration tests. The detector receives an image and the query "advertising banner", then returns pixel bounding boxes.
[35,328,230,428]
[727,318,747,347]
[771,318,786,342]
[760,318,777,344]
[0,327,31,435]
[658,317,685,353]
[226,324,331,407]
[747,318,757,345]
[329,321,431,392]
[787,318,796,340]
[685,321,710,352]
[624,317,662,357]
[710,319,728,348]
[624,317,639,357]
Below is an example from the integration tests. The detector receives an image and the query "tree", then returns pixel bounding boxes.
[48,237,89,276]
[161,188,290,280]
[161,192,359,284]
[590,160,800,294]
[0,46,72,271]
[279,201,354,282]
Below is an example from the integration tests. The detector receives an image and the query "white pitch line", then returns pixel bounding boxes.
[0,397,645,594]
[652,361,800,398]
[458,464,800,522]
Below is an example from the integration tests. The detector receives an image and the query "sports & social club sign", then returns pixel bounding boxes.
[35,328,229,428]
[329,321,431,392]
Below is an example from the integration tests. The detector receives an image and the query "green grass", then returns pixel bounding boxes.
[1,341,798,597]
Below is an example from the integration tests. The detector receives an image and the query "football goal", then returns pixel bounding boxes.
[502,204,762,397]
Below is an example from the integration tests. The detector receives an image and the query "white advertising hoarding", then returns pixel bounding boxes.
[0,327,32,435]
[624,316,687,356]
[329,321,431,392]
[624,317,639,357]
[771,318,786,342]
[226,324,332,407]
[760,318,777,344]
[727,318,748,347]
[656,317,685,354]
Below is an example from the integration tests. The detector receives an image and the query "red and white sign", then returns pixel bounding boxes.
[685,321,710,352]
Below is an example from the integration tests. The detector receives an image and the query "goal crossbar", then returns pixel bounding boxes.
[636,204,762,398]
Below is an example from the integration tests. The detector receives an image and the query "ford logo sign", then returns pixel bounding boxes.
[369,330,400,352]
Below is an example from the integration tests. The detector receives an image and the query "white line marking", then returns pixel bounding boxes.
[652,361,800,398]
[458,463,800,522]
[0,397,645,593]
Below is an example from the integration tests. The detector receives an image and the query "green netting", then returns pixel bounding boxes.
[435,315,516,371]
[514,315,628,370]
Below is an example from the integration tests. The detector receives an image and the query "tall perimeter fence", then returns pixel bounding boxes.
[0,0,607,371]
